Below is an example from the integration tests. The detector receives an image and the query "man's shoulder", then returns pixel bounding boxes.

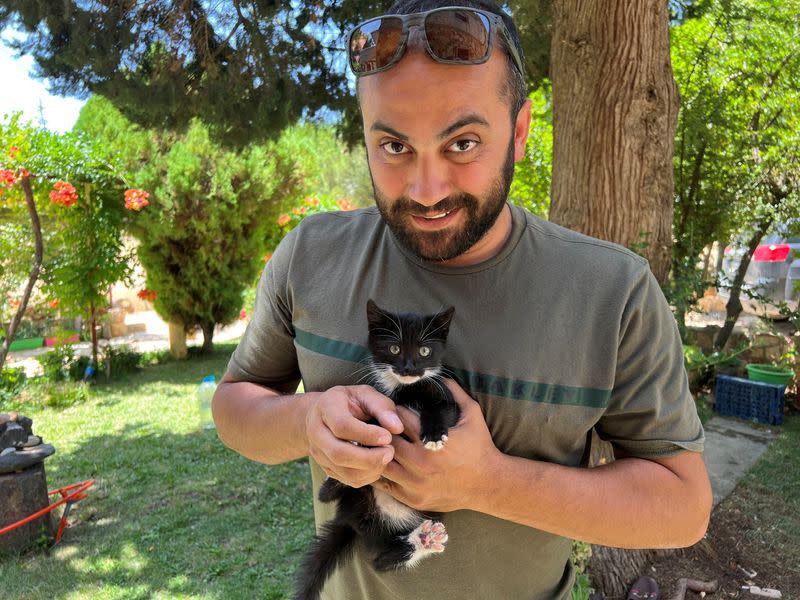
[294,206,383,240]
[516,207,650,279]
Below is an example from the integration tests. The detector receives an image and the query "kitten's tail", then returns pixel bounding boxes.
[294,521,357,600]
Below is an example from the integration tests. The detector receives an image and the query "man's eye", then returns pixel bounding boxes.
[382,141,409,155]
[449,139,478,153]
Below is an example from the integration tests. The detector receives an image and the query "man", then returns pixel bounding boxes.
[212,1,712,598]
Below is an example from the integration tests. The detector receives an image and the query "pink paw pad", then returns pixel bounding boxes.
[416,520,448,552]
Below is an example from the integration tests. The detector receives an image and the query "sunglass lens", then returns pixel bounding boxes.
[349,17,404,74]
[425,10,491,63]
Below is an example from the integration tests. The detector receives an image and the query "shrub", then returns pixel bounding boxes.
[44,381,90,408]
[99,344,141,377]
[0,367,28,405]
[37,344,80,382]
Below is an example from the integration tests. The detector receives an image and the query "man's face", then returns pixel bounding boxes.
[359,43,530,263]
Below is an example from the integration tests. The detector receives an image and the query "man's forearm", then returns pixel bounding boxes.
[212,379,318,465]
[472,450,712,549]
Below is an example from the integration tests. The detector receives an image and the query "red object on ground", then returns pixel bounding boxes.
[0,479,95,545]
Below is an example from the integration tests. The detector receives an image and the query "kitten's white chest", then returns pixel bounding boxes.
[371,487,421,530]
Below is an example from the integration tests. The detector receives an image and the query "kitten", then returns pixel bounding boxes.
[293,300,460,600]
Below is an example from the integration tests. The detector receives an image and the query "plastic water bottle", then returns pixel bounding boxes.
[197,375,217,430]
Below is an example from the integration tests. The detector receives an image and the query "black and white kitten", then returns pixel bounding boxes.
[293,300,460,600]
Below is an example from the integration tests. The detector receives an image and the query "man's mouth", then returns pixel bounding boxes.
[410,207,460,230]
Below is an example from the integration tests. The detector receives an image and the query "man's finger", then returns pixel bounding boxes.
[350,386,404,434]
[318,429,393,470]
[321,409,393,447]
[396,406,421,442]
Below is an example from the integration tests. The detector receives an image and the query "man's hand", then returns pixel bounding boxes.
[374,380,501,512]
[305,385,404,488]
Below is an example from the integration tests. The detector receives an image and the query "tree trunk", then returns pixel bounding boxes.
[0,463,53,555]
[0,176,44,370]
[714,221,771,351]
[168,321,188,359]
[200,321,214,354]
[549,0,680,284]
[550,1,680,588]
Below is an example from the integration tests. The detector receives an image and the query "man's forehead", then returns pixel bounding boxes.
[359,47,507,137]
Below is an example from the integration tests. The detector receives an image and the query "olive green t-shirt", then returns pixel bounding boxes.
[226,204,704,600]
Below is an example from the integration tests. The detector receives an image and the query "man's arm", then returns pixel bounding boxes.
[212,374,406,487]
[374,380,712,549]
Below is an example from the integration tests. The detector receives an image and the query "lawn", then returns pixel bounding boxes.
[0,342,314,599]
[2,343,798,599]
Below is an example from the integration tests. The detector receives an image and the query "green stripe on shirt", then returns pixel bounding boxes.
[294,328,610,408]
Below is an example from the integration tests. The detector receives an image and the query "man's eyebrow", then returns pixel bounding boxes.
[370,114,490,142]
[370,121,410,142]
[437,114,489,139]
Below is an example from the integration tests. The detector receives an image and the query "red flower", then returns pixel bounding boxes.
[0,169,17,186]
[49,181,78,206]
[8,146,19,159]
[137,288,157,302]
[337,198,355,211]
[263,252,273,263]
[305,197,320,206]
[239,309,247,320]
[277,214,291,226]
[18,168,30,179]
[292,206,306,215]
[48,299,60,309]
[124,188,150,211]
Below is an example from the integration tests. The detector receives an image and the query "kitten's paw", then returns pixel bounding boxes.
[423,438,446,451]
[421,430,448,451]
[411,519,448,553]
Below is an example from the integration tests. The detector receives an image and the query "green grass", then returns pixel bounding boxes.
[0,342,313,599]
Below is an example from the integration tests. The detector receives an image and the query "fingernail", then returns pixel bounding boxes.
[386,414,402,430]
[381,451,392,464]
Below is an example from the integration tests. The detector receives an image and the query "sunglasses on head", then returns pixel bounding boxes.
[347,6,525,78]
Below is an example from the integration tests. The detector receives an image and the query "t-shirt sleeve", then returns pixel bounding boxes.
[596,265,705,458]
[225,230,301,393]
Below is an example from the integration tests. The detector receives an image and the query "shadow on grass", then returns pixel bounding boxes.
[0,425,313,599]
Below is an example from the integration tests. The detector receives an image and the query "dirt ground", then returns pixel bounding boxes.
[646,493,798,599]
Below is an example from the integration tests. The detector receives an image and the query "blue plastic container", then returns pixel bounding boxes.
[714,374,784,425]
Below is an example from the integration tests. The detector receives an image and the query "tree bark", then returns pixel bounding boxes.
[0,463,53,555]
[549,0,680,284]
[168,321,188,359]
[0,176,44,370]
[200,321,215,354]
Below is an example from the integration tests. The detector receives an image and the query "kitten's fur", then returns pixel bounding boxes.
[293,300,460,600]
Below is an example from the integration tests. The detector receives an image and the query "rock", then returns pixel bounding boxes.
[0,444,55,474]
[22,435,41,448]
[0,422,27,450]
[0,447,15,457]
[16,415,33,437]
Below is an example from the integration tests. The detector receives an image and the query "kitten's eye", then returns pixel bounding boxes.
[418,346,431,357]
[389,344,401,355]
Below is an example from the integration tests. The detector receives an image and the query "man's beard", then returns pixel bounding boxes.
[372,139,516,262]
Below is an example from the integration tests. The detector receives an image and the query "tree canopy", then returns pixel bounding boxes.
[0,0,552,146]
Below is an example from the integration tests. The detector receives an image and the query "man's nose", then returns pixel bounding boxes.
[407,155,451,207]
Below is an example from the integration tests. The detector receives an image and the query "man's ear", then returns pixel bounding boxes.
[513,98,533,163]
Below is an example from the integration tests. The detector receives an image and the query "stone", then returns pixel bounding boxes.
[22,435,42,448]
[0,422,27,450]
[0,462,53,555]
[16,415,33,437]
[0,444,55,474]
[1,447,15,457]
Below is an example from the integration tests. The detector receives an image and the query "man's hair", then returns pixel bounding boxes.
[383,0,528,118]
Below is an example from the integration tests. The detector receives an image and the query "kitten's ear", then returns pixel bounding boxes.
[366,299,385,328]
[429,306,455,339]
